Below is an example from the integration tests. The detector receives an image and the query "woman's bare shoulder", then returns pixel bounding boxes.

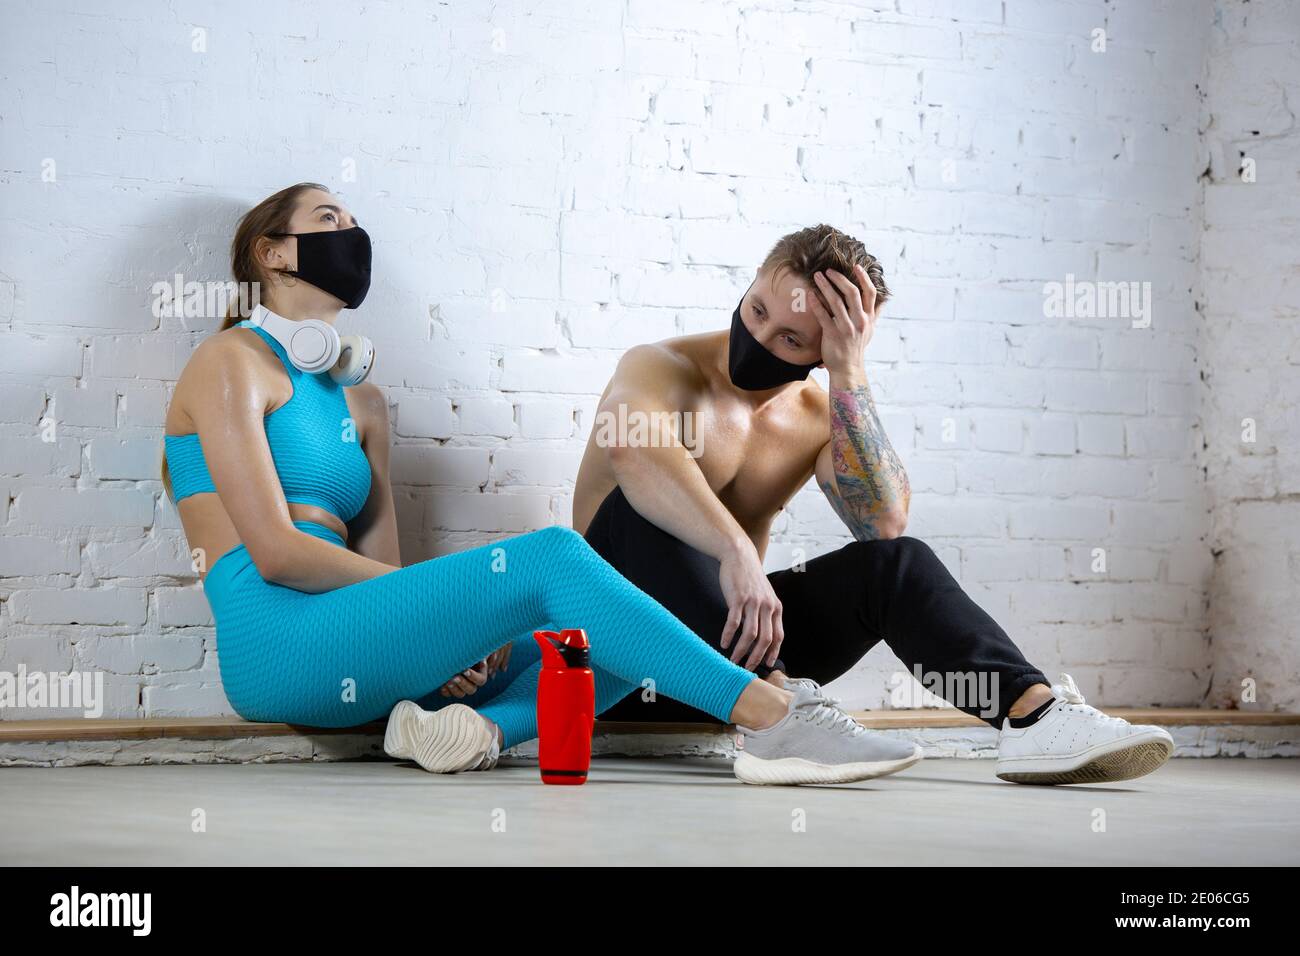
[344,380,390,442]
[166,327,277,430]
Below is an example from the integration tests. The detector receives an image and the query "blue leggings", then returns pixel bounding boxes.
[202,521,757,747]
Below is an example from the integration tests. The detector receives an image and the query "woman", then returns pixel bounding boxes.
[161,183,923,785]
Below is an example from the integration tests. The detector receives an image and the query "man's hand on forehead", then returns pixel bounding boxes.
[805,264,883,376]
[774,267,873,317]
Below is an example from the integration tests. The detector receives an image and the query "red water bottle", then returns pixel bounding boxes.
[534,628,594,785]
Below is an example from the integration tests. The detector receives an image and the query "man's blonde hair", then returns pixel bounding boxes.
[761,224,891,307]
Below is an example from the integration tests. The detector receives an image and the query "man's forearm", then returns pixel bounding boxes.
[609,444,755,562]
[823,370,911,541]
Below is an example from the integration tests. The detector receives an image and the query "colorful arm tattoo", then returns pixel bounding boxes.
[821,382,911,541]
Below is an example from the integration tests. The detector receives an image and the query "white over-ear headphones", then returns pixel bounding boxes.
[248,304,375,386]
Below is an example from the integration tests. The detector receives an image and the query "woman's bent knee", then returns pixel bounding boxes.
[533,524,596,559]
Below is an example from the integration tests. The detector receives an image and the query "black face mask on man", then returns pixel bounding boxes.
[727,296,820,391]
[269,225,372,309]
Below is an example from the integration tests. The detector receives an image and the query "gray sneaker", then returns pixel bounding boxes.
[782,676,839,700]
[733,680,923,785]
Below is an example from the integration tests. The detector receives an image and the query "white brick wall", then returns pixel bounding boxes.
[0,0,1290,721]
[1200,0,1300,714]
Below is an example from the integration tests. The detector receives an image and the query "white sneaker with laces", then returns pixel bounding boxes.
[995,674,1174,785]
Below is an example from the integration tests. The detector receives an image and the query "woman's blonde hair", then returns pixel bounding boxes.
[161,182,330,501]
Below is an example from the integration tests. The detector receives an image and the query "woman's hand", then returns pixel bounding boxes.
[439,661,490,698]
[485,642,512,677]
[437,641,512,698]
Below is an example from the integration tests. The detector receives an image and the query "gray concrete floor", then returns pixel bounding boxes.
[2,756,1297,866]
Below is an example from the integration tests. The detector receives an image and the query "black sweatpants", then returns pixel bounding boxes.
[583,485,1048,727]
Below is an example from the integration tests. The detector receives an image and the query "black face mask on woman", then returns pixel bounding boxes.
[727,297,821,391]
[269,225,372,309]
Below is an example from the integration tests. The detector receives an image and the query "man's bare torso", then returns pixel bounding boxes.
[573,330,832,556]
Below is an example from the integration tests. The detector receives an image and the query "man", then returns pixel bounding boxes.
[573,224,1174,785]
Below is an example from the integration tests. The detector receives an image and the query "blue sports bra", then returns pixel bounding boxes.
[164,321,373,523]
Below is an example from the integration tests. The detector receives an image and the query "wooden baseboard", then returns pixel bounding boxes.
[2,708,1297,743]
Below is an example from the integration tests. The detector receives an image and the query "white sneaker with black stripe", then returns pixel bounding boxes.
[995,674,1174,785]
